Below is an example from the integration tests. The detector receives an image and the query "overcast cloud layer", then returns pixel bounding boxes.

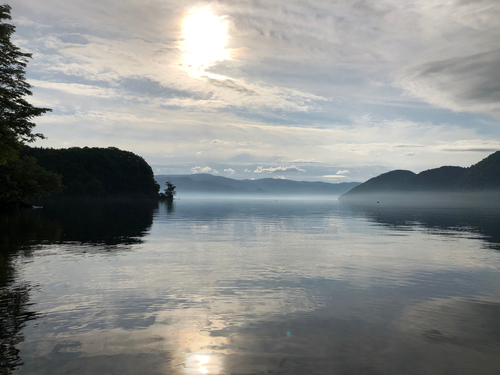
[10,0,500,182]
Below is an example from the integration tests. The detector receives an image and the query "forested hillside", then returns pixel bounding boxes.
[393,166,466,192]
[339,170,415,201]
[457,151,500,190]
[23,147,160,198]
[339,151,500,204]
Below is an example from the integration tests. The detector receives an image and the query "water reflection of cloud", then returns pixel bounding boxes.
[12,201,500,374]
[344,203,500,251]
[396,295,500,349]
[17,289,500,374]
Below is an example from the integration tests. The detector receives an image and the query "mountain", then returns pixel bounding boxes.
[339,170,415,201]
[155,174,360,197]
[339,151,500,204]
[393,166,466,192]
[456,151,500,191]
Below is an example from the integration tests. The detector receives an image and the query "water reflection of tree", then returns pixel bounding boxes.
[0,200,158,373]
[0,281,37,374]
[164,199,174,213]
[343,203,500,250]
[0,211,60,374]
[37,199,159,247]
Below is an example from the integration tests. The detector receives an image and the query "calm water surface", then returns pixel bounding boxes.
[1,199,500,374]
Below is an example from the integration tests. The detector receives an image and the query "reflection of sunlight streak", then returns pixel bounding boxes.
[184,352,223,375]
[196,355,209,374]
[182,8,231,74]
[196,355,210,365]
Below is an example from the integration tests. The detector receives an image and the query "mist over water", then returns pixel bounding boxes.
[2,198,500,374]
[339,191,500,208]
[176,192,344,200]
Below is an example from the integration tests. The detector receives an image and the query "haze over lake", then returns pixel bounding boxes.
[2,198,500,374]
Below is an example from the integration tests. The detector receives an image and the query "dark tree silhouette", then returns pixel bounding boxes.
[0,5,61,207]
[0,5,51,163]
[0,155,62,204]
[23,146,161,198]
[161,180,176,201]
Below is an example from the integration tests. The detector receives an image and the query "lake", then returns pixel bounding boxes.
[2,198,500,374]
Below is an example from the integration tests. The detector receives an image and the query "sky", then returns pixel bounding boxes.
[9,0,500,182]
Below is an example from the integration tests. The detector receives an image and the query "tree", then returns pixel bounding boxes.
[22,146,161,198]
[163,180,176,200]
[0,5,61,207]
[0,155,62,206]
[0,4,51,165]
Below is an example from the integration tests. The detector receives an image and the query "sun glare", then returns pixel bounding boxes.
[182,8,230,73]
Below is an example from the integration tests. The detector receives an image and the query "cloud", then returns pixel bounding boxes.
[224,168,235,174]
[254,165,306,173]
[191,166,217,174]
[210,139,266,146]
[29,79,120,98]
[17,0,500,119]
[291,159,321,163]
[435,140,500,153]
[205,77,258,96]
[12,0,500,183]
[273,175,286,179]
[399,46,500,116]
[211,139,230,144]
[396,1,500,116]
[336,170,350,175]
[322,175,346,179]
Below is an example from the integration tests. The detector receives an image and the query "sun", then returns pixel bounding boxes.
[182,8,230,73]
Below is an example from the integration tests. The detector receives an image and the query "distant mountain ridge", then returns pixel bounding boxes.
[155,174,360,197]
[339,151,500,204]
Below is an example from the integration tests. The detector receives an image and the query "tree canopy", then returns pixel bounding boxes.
[23,146,161,198]
[0,5,51,161]
[0,5,61,207]
[159,180,176,200]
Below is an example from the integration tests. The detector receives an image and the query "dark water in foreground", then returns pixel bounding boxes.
[1,199,500,374]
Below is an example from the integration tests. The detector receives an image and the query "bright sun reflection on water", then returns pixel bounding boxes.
[197,355,209,374]
[182,8,230,73]
[184,352,223,375]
